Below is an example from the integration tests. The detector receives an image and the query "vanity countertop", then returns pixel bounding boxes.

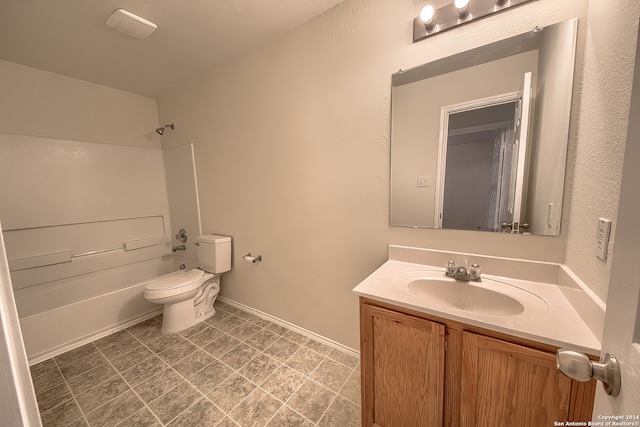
[353,260,601,355]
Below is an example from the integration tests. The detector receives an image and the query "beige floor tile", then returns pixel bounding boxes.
[238,354,281,385]
[287,379,336,424]
[172,349,216,378]
[53,343,98,367]
[116,407,161,427]
[207,373,257,412]
[167,398,225,427]
[66,364,117,395]
[84,389,144,427]
[75,375,130,414]
[31,305,362,426]
[244,328,280,351]
[340,370,362,405]
[285,347,324,376]
[29,358,57,379]
[327,348,359,369]
[186,325,225,347]
[263,337,301,362]
[261,365,306,402]
[219,343,260,370]
[318,395,360,427]
[229,388,282,427]
[133,367,183,404]
[39,399,84,427]
[267,406,315,427]
[310,359,353,392]
[188,360,234,394]
[35,381,73,413]
[147,381,202,424]
[201,334,242,358]
[58,351,108,381]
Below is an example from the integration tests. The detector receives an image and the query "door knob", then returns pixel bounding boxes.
[556,348,621,397]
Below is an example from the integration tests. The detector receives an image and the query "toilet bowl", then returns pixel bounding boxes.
[143,234,231,333]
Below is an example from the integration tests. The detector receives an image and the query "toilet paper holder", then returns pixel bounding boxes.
[243,253,262,263]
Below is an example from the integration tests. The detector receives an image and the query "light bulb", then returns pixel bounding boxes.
[420,5,436,28]
[455,0,470,18]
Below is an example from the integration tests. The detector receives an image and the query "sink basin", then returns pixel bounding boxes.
[395,271,548,316]
[408,278,525,316]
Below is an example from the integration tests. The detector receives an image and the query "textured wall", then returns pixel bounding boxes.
[156,0,620,349]
[564,1,640,303]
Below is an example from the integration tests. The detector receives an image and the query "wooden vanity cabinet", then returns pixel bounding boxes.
[360,302,446,426]
[360,297,596,427]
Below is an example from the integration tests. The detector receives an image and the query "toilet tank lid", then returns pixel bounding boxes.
[197,234,231,244]
[146,269,205,291]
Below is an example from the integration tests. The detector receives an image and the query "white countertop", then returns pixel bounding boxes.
[353,260,601,355]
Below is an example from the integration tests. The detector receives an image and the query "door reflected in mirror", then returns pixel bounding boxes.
[390,18,578,236]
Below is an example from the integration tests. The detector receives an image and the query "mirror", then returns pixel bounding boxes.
[390,18,578,236]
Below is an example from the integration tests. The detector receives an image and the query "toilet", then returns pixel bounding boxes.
[144,234,231,333]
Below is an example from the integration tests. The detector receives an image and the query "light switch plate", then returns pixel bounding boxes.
[417,175,430,187]
[597,218,612,261]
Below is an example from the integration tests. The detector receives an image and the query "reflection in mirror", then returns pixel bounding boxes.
[390,18,578,236]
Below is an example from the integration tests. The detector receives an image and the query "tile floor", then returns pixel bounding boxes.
[29,300,361,427]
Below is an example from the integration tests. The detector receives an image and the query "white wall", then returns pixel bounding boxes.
[0,60,160,149]
[157,0,594,349]
[564,1,640,303]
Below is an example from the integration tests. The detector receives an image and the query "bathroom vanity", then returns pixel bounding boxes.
[353,247,601,427]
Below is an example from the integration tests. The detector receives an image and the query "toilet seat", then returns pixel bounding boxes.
[144,269,214,300]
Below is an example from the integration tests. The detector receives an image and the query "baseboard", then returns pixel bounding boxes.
[27,308,162,365]
[218,296,360,360]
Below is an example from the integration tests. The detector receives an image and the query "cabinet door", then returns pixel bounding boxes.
[361,303,445,427]
[460,331,578,426]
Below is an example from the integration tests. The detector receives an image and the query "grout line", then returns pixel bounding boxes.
[40,304,360,427]
[89,338,165,427]
[50,357,92,427]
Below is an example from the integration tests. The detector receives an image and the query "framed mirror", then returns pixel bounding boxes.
[390,18,578,236]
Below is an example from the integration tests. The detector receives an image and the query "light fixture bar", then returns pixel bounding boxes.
[414,0,536,43]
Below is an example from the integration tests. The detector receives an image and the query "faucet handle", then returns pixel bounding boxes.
[445,260,457,277]
[469,263,482,281]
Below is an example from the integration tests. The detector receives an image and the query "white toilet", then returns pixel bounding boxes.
[144,234,231,333]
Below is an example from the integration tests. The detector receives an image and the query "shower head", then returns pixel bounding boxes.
[156,123,174,135]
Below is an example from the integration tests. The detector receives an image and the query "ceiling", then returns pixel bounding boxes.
[0,0,345,98]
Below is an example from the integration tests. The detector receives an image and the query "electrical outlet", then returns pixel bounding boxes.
[596,218,612,261]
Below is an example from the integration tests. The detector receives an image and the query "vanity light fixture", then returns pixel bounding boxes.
[455,0,471,19]
[413,0,535,43]
[420,5,437,31]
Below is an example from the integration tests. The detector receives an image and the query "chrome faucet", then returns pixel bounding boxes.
[445,261,482,282]
[172,245,186,252]
[454,266,471,281]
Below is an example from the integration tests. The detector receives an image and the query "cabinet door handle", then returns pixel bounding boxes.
[556,348,621,397]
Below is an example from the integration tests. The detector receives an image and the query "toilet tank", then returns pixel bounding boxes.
[196,234,232,273]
